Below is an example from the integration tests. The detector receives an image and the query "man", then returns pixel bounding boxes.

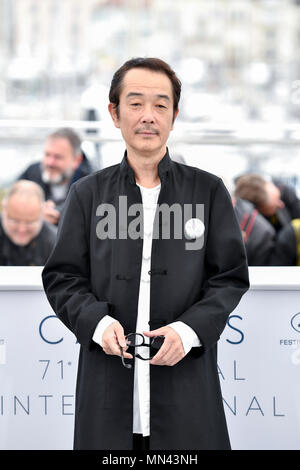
[234,174,293,233]
[232,196,276,265]
[42,58,249,450]
[19,128,93,225]
[0,180,57,266]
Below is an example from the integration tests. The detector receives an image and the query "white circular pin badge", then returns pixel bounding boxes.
[184,218,205,239]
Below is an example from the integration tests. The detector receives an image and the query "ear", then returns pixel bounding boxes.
[73,153,83,170]
[108,103,120,128]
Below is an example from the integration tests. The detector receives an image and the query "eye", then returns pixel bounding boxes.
[131,102,141,107]
[156,104,167,109]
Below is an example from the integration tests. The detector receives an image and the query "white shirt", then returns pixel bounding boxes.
[50,182,69,203]
[93,183,201,436]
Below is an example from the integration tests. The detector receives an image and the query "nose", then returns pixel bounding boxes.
[141,104,155,123]
[16,222,29,234]
[44,154,56,167]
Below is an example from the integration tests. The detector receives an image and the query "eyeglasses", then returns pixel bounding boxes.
[120,333,165,369]
[6,216,41,228]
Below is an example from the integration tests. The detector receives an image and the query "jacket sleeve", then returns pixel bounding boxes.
[18,162,38,181]
[270,224,297,266]
[42,184,111,349]
[177,178,249,353]
[18,163,41,185]
[18,167,30,180]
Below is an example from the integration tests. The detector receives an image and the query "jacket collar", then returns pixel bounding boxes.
[120,148,171,185]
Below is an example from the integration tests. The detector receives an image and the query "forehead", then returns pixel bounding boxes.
[120,68,173,100]
[45,137,73,154]
[6,194,41,214]
[266,181,280,197]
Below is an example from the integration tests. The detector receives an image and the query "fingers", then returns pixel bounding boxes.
[102,323,185,365]
[44,200,56,208]
[151,341,184,366]
[42,203,60,225]
[143,327,164,338]
[44,212,60,225]
[115,323,127,349]
[102,321,133,359]
[144,327,185,367]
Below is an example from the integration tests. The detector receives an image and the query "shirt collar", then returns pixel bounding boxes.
[120,148,171,185]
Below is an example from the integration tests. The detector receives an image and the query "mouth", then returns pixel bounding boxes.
[45,166,60,173]
[135,129,159,136]
[42,167,65,184]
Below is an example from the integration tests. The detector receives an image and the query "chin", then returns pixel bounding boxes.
[42,170,64,185]
[137,143,160,153]
[12,236,32,247]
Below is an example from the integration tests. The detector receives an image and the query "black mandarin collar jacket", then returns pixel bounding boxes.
[42,149,249,450]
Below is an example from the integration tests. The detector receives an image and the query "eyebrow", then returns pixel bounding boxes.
[126,92,170,101]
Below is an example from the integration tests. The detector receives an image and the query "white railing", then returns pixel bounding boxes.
[1,119,300,145]
[1,266,300,290]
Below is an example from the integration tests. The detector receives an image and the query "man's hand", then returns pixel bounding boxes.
[144,326,185,366]
[42,200,60,225]
[102,321,133,360]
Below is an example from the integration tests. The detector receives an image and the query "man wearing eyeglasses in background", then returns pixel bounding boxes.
[42,58,249,451]
[0,180,57,266]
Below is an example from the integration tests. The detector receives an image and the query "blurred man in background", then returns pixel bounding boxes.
[234,174,291,233]
[232,196,276,266]
[18,128,93,225]
[0,180,57,266]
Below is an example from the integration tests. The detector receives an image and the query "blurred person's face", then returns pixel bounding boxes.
[259,182,285,216]
[109,68,178,158]
[42,137,82,185]
[1,194,43,246]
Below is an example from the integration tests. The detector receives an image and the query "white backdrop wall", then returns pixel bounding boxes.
[0,267,300,450]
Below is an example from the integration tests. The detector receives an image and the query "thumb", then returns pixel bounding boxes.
[143,327,165,337]
[114,322,127,348]
[45,199,55,207]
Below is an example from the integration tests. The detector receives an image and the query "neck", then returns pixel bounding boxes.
[126,148,166,188]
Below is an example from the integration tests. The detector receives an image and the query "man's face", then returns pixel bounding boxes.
[260,182,285,216]
[109,68,178,158]
[42,137,81,184]
[2,195,43,246]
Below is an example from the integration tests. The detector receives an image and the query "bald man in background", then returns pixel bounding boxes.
[0,180,57,266]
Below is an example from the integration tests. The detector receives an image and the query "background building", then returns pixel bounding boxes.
[1,0,300,190]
